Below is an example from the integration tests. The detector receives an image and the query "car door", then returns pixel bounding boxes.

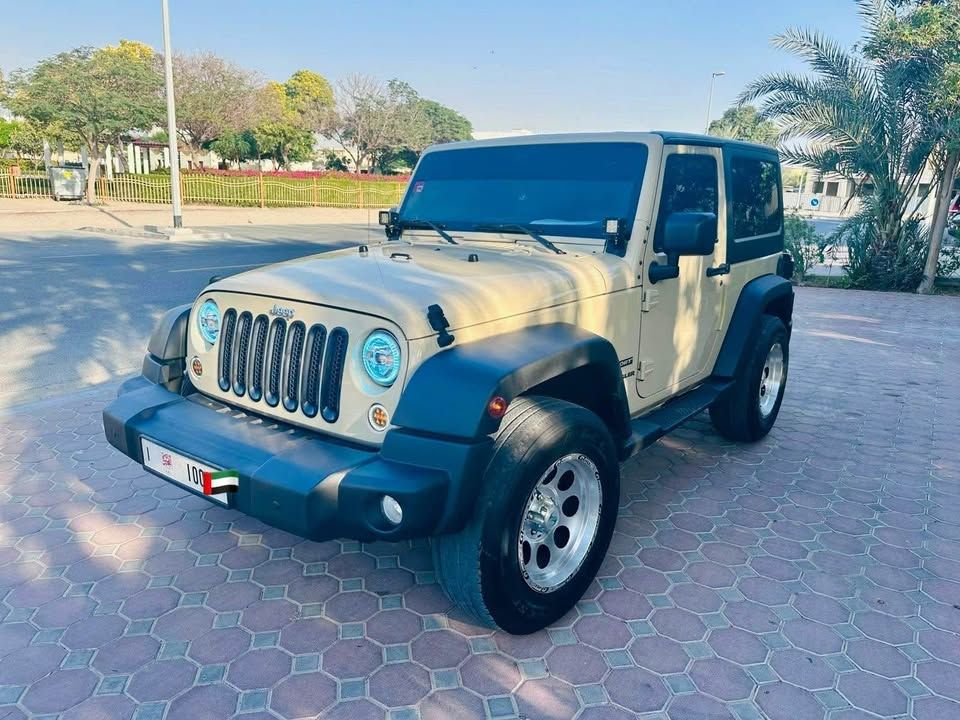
[636,145,727,399]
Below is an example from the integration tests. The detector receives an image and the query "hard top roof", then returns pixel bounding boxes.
[425,131,778,158]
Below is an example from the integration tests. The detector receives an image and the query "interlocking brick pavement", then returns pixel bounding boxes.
[0,286,958,719]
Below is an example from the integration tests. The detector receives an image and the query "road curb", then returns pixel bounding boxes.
[77,226,231,240]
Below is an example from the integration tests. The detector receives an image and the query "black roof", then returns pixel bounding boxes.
[652,131,779,157]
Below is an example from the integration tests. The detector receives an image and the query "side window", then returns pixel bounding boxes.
[654,153,718,251]
[730,157,782,239]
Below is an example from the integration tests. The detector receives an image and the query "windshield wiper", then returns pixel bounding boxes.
[473,223,565,255]
[400,219,457,245]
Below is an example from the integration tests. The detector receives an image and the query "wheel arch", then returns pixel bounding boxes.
[713,273,794,379]
[392,324,631,447]
[141,304,191,391]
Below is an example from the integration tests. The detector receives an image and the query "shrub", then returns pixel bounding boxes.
[0,158,45,173]
[836,205,929,291]
[835,195,960,289]
[783,212,825,284]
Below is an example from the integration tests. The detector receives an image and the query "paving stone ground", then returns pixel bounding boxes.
[1,286,959,720]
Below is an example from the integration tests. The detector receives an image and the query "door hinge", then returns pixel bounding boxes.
[638,359,655,381]
[706,263,730,278]
[641,289,659,312]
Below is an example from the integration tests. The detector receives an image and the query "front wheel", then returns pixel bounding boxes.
[432,396,620,634]
[710,314,789,442]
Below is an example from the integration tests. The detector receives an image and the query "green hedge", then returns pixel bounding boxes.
[101,173,406,208]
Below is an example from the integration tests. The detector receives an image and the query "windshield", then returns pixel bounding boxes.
[398,141,649,241]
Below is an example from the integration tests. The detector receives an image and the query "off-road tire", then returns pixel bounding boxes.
[710,314,789,442]
[432,396,620,634]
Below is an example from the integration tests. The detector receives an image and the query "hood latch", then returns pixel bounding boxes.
[427,304,455,348]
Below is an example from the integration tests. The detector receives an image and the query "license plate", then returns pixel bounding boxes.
[140,437,229,505]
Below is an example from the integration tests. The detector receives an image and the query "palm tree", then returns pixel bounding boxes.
[863,0,960,293]
[739,2,939,289]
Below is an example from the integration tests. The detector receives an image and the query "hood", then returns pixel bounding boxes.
[209,240,622,339]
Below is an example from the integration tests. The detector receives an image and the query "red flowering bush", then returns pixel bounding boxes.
[183,168,410,182]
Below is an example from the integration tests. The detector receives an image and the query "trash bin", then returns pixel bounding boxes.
[48,166,87,201]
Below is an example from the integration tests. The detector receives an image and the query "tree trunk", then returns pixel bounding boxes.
[85,142,101,204]
[918,149,960,295]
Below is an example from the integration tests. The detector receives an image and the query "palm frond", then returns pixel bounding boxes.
[771,28,884,110]
[855,0,898,36]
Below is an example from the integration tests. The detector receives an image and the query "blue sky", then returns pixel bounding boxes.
[3,0,865,133]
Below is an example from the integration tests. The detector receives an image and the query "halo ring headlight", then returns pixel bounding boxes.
[197,299,221,344]
[361,330,401,387]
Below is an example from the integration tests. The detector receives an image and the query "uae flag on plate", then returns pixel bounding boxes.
[202,470,239,495]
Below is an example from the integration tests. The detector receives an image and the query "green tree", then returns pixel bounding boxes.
[418,99,473,145]
[740,11,939,290]
[323,151,350,172]
[284,69,334,124]
[172,52,259,164]
[866,0,960,293]
[242,70,334,170]
[9,120,44,159]
[209,129,257,168]
[4,41,163,201]
[251,81,314,169]
[320,76,471,173]
[707,105,779,146]
[0,118,19,155]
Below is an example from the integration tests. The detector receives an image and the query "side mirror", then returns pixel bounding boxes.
[649,212,718,284]
[662,212,717,255]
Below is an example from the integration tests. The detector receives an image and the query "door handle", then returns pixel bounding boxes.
[706,263,730,277]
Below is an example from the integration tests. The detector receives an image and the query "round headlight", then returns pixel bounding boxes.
[197,300,221,344]
[361,331,401,386]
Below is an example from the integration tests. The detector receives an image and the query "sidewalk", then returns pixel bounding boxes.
[0,198,378,233]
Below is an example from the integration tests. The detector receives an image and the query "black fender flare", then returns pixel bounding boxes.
[141,304,191,390]
[392,323,631,444]
[713,274,794,379]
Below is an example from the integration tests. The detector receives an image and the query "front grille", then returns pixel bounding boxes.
[301,325,327,418]
[249,315,269,402]
[217,309,237,392]
[320,327,348,423]
[216,307,348,423]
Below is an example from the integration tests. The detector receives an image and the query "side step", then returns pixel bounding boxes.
[625,379,732,456]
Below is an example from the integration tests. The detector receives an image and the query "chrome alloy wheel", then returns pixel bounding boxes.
[758,342,785,418]
[518,453,603,593]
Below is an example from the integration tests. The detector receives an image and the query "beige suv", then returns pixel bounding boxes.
[104,132,794,634]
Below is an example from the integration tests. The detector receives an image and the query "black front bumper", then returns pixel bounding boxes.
[103,378,492,541]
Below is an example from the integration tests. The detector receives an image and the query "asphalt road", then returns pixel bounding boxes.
[0,224,377,407]
[809,217,843,237]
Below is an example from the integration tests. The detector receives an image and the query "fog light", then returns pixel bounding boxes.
[381,495,403,525]
[368,403,389,431]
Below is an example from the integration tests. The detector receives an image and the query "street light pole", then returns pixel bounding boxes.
[704,71,726,134]
[161,0,183,228]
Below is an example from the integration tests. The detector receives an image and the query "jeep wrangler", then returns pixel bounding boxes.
[103,132,794,634]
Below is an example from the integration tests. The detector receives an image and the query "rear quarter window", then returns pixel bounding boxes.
[731,157,782,239]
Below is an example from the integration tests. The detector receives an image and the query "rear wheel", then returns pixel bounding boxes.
[432,396,620,634]
[710,314,789,442]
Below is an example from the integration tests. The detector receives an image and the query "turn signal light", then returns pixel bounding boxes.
[368,404,389,431]
[487,396,509,419]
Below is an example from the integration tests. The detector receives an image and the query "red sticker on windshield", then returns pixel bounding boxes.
[414,181,425,192]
